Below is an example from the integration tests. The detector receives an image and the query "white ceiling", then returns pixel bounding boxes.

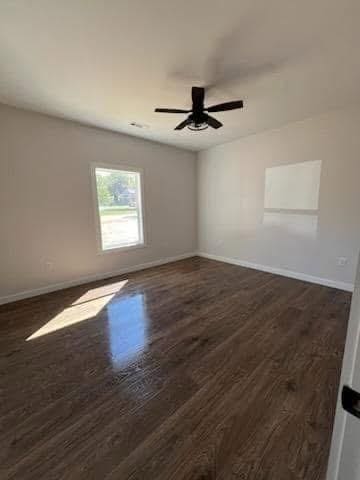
[1,0,360,151]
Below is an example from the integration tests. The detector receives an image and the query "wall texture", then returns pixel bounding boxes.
[198,106,360,290]
[0,104,197,302]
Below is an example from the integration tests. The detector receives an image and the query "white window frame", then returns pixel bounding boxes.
[90,162,146,254]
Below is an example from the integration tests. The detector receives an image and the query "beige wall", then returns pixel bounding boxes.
[2,102,360,302]
[198,106,360,289]
[0,104,197,302]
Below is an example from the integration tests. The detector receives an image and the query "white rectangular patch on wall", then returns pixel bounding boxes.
[264,160,322,211]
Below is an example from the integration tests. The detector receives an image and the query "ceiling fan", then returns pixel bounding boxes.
[155,86,243,131]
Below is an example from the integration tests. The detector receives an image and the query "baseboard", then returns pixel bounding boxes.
[1,251,353,305]
[198,252,354,292]
[0,252,197,306]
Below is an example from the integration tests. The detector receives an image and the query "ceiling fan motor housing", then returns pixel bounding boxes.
[188,112,209,130]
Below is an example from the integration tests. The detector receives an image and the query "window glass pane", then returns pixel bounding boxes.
[95,167,143,250]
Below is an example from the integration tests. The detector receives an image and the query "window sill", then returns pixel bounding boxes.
[97,243,147,255]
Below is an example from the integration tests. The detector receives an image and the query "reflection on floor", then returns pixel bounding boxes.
[0,257,351,479]
[107,293,148,368]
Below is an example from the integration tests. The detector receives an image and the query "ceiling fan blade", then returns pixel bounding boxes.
[155,108,189,113]
[174,119,190,130]
[192,87,205,110]
[207,100,244,112]
[207,115,223,129]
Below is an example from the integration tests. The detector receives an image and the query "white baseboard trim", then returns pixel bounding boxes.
[0,252,197,306]
[198,252,354,292]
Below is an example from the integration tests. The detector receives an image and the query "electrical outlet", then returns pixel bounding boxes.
[337,257,348,267]
[45,261,54,271]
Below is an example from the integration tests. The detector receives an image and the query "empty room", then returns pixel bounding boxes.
[2,1,360,479]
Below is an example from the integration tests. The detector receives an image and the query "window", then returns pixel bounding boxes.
[92,165,145,251]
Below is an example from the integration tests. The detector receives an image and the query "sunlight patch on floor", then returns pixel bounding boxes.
[26,280,128,340]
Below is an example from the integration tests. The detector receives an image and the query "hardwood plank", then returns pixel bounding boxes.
[0,257,350,479]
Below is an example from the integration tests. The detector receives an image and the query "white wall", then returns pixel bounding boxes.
[198,106,360,290]
[0,104,197,302]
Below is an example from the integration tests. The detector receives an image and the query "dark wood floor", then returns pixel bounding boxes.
[0,257,351,479]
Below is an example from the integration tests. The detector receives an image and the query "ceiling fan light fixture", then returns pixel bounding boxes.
[187,121,209,131]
